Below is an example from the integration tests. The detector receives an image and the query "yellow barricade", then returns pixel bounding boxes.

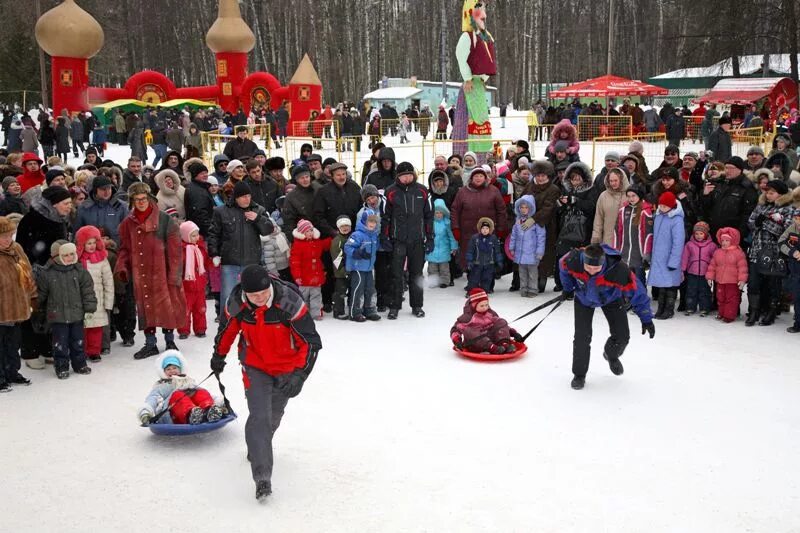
[577,115,632,141]
[290,120,340,139]
[592,133,666,176]
[200,124,273,166]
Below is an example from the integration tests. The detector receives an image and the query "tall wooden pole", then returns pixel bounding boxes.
[35,0,49,110]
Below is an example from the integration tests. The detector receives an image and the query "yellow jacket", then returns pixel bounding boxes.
[527,110,538,126]
[144,129,153,145]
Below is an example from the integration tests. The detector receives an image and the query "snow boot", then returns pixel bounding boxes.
[387,309,399,320]
[745,295,760,327]
[603,352,624,376]
[653,291,667,319]
[0,382,10,393]
[178,333,190,340]
[74,366,92,375]
[165,340,179,352]
[787,326,800,333]
[334,313,350,320]
[412,307,425,318]
[351,314,366,323]
[657,291,676,320]
[88,355,101,362]
[571,376,585,390]
[759,299,777,326]
[134,345,159,360]
[25,357,45,370]
[8,373,31,386]
[122,338,135,347]
[56,370,69,380]
[537,278,547,294]
[255,480,272,502]
[206,405,225,423]
[188,407,206,425]
[366,313,381,321]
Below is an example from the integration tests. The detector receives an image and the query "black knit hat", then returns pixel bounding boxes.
[725,156,745,171]
[765,179,789,195]
[91,175,114,190]
[188,162,209,179]
[322,157,337,168]
[42,186,71,205]
[45,168,66,186]
[396,161,416,177]
[240,264,272,293]
[233,181,252,199]
[626,184,645,200]
[719,115,732,126]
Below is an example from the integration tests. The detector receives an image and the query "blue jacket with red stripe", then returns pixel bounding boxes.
[559,244,653,323]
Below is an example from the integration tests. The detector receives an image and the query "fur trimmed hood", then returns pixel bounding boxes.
[155,350,189,379]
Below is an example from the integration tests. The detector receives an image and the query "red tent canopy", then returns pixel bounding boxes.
[549,74,669,99]
[695,78,797,106]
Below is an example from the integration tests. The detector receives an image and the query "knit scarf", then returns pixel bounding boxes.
[134,204,153,224]
[184,243,205,281]
[79,250,107,268]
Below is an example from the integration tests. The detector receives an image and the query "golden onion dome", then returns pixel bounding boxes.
[35,0,104,59]
[206,0,256,54]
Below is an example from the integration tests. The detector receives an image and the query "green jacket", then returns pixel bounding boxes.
[330,234,348,279]
[38,262,97,324]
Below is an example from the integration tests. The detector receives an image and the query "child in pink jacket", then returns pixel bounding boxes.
[450,288,522,354]
[706,227,748,323]
[681,221,718,316]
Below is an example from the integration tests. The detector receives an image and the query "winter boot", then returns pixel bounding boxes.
[25,357,45,370]
[657,290,676,320]
[88,355,101,362]
[387,309,399,320]
[206,405,225,423]
[8,373,31,386]
[603,352,624,376]
[134,345,159,360]
[255,480,272,502]
[74,366,92,375]
[571,376,585,390]
[366,313,382,321]
[537,278,547,294]
[759,298,778,326]
[787,326,800,333]
[653,291,667,319]
[188,407,206,425]
[351,314,366,323]
[165,340,179,352]
[56,370,69,379]
[745,295,760,327]
[0,382,10,393]
[122,338,135,347]
[412,307,425,318]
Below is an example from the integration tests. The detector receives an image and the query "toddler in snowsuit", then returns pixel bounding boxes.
[398,113,410,144]
[138,350,225,425]
[290,219,332,319]
[778,209,800,333]
[344,210,381,322]
[706,227,748,323]
[75,226,115,362]
[465,217,504,293]
[260,215,291,281]
[178,221,211,339]
[330,215,352,319]
[509,195,546,298]
[426,199,459,288]
[680,221,718,316]
[38,242,97,379]
[450,288,522,354]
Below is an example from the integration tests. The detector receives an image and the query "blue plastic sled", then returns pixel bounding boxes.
[145,411,238,436]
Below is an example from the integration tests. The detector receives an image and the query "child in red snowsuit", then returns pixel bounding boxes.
[450,288,521,354]
[178,221,211,339]
[706,227,748,323]
[290,219,332,319]
[138,351,226,425]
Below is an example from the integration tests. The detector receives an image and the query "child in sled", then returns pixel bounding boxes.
[138,350,226,425]
[450,288,523,355]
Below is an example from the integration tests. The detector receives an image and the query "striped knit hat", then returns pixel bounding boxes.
[468,288,489,309]
[297,219,315,235]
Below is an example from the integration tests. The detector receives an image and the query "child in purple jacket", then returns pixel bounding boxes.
[681,221,718,316]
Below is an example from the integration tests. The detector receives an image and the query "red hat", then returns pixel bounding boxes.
[468,288,489,309]
[22,152,43,165]
[658,191,678,209]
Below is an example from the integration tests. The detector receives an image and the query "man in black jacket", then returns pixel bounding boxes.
[223,126,258,162]
[184,162,216,237]
[282,165,317,240]
[313,163,362,311]
[383,162,433,319]
[364,147,396,193]
[707,116,733,163]
[244,160,278,213]
[208,181,274,327]
[701,156,758,242]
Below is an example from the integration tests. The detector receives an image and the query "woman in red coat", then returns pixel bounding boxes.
[115,182,187,359]
[451,167,507,269]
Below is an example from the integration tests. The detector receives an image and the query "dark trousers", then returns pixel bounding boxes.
[321,251,334,309]
[0,325,22,383]
[467,264,495,292]
[748,261,781,306]
[792,275,800,328]
[333,277,349,316]
[112,286,137,342]
[685,273,712,312]
[349,270,376,317]
[572,298,630,379]
[374,251,392,308]
[243,366,290,485]
[20,318,51,360]
[390,241,425,310]
[51,321,86,372]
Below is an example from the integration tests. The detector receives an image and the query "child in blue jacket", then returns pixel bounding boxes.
[509,195,546,297]
[465,217,504,293]
[344,209,381,322]
[426,199,459,288]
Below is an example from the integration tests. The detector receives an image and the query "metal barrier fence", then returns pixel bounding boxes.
[290,120,340,139]
[368,117,441,143]
[200,124,273,165]
[576,115,632,141]
[731,126,766,159]
[591,133,667,175]
[282,136,344,167]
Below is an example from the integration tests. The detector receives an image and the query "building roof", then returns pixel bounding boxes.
[696,77,794,105]
[290,54,322,85]
[652,54,800,80]
[363,87,423,100]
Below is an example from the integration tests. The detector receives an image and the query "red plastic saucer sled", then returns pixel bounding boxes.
[453,341,528,362]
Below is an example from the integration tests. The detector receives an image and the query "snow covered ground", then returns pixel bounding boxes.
[3,129,799,532]
[3,275,800,532]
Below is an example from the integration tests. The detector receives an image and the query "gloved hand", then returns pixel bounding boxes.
[521,217,536,230]
[755,214,766,228]
[379,235,393,252]
[210,354,226,375]
[277,371,306,398]
[425,237,435,254]
[452,228,461,242]
[510,329,524,343]
[115,270,128,284]
[355,247,371,260]
[139,412,152,425]
[451,332,463,349]
[642,321,656,339]
[212,256,222,267]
